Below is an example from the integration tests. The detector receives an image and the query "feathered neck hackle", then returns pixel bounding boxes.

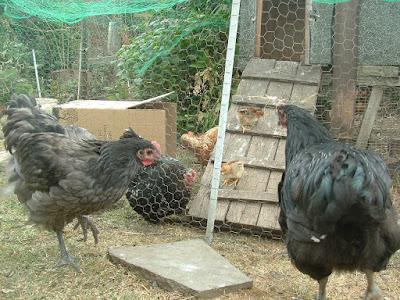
[280,105,334,168]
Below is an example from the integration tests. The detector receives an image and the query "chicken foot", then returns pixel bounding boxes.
[240,124,254,133]
[52,231,82,272]
[221,178,240,187]
[74,215,99,244]
[363,270,383,300]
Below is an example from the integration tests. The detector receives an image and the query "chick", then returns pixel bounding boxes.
[236,107,265,133]
[221,160,245,187]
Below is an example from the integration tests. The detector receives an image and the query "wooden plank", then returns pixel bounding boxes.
[242,58,276,78]
[232,95,285,107]
[218,189,278,204]
[222,132,252,157]
[232,95,317,113]
[266,170,283,195]
[356,86,384,149]
[234,162,252,190]
[188,163,213,218]
[274,60,299,74]
[215,200,230,222]
[256,203,281,232]
[236,79,270,97]
[235,166,270,193]
[226,200,248,224]
[236,79,255,95]
[239,202,263,226]
[275,139,286,165]
[247,136,279,160]
[289,83,319,112]
[358,65,399,78]
[267,82,293,102]
[242,58,321,85]
[297,65,322,84]
[212,155,285,172]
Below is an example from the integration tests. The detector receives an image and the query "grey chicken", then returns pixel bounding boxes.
[277,104,400,300]
[2,94,161,272]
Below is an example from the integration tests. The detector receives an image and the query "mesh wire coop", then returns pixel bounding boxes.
[1,0,400,241]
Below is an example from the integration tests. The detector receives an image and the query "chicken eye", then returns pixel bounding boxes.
[138,150,145,156]
[146,149,154,156]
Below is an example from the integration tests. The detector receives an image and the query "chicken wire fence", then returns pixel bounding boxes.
[1,0,400,241]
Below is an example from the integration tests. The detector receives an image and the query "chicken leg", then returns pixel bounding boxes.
[316,277,328,300]
[74,215,99,244]
[52,231,82,272]
[363,270,383,300]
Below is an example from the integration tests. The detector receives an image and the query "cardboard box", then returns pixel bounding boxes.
[53,100,177,157]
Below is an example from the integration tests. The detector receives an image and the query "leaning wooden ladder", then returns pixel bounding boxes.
[188,58,322,236]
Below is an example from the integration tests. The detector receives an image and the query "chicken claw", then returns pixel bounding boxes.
[53,231,82,272]
[74,215,99,244]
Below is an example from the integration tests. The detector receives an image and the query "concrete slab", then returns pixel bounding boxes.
[108,239,253,299]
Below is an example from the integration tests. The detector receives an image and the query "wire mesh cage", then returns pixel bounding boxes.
[1,0,400,297]
[1,0,400,237]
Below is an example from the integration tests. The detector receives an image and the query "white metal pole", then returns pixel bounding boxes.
[77,26,83,100]
[32,49,42,98]
[205,0,241,245]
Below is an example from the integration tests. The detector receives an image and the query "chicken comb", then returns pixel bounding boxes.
[151,141,162,154]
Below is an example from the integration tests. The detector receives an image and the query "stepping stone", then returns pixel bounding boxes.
[108,239,253,298]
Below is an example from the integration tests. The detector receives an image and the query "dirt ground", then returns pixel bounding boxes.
[1,147,400,300]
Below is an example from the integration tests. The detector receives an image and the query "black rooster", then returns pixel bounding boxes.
[277,104,400,300]
[2,94,161,272]
[126,155,196,223]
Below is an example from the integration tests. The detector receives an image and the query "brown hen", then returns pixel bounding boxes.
[181,126,218,166]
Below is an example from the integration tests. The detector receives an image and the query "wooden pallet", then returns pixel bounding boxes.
[188,58,322,235]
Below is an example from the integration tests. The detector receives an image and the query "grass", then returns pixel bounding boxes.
[1,151,400,300]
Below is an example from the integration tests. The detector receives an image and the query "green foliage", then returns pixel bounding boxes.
[110,0,232,135]
[0,16,36,103]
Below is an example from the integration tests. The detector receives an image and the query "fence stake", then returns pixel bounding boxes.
[32,49,41,98]
[205,0,241,245]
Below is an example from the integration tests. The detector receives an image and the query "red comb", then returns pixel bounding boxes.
[151,141,162,154]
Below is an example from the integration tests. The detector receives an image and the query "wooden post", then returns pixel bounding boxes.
[330,0,360,138]
[355,86,383,149]
[304,0,311,65]
[255,0,263,58]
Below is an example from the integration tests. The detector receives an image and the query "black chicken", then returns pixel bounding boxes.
[2,94,161,272]
[126,155,196,223]
[277,104,400,300]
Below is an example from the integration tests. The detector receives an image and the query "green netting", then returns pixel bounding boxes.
[1,0,190,24]
[313,0,400,2]
[0,0,231,104]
